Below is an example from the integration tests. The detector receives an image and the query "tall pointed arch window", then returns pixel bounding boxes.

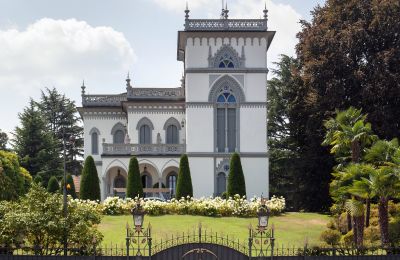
[163,117,181,144]
[89,127,100,155]
[136,117,154,144]
[111,123,126,144]
[216,87,237,152]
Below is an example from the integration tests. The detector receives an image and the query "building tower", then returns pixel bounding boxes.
[177,5,275,197]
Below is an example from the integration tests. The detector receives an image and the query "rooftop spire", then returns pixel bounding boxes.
[184,1,190,20]
[224,1,229,19]
[126,72,131,88]
[81,80,86,96]
[263,1,268,20]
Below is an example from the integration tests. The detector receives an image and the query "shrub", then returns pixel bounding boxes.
[47,176,59,193]
[364,225,381,246]
[33,175,43,185]
[176,154,193,198]
[0,184,103,253]
[60,174,77,198]
[0,150,28,200]
[80,156,100,200]
[341,230,354,247]
[320,229,341,246]
[227,153,246,197]
[126,156,143,198]
[389,217,400,246]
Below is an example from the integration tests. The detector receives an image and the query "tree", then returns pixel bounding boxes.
[126,156,143,198]
[36,87,83,176]
[12,100,60,183]
[176,154,193,198]
[65,174,77,199]
[80,156,100,200]
[47,176,60,193]
[0,129,8,150]
[227,153,246,197]
[0,150,30,201]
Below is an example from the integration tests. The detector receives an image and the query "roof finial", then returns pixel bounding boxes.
[224,1,229,19]
[81,80,86,96]
[263,1,268,20]
[220,0,225,19]
[126,72,131,87]
[184,1,190,20]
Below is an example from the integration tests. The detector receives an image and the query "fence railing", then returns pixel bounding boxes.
[102,143,186,155]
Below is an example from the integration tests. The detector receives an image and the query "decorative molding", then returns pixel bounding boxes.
[82,94,127,107]
[232,75,245,87]
[102,143,186,156]
[185,18,268,32]
[186,68,268,74]
[163,117,182,130]
[111,122,126,135]
[187,152,268,158]
[136,117,155,130]
[127,87,185,100]
[208,75,245,102]
[216,158,230,173]
[208,44,245,68]
[209,74,221,87]
[89,127,101,135]
[185,102,265,108]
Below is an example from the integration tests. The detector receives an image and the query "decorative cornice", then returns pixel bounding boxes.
[185,102,266,108]
[184,18,268,32]
[187,152,268,158]
[186,68,269,73]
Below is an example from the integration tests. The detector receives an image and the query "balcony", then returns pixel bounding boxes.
[184,19,268,32]
[102,143,186,156]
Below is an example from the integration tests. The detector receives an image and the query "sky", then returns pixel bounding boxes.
[0,0,325,136]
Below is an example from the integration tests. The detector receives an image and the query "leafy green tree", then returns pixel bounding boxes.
[47,176,60,193]
[176,154,193,198]
[0,129,8,150]
[33,175,43,186]
[12,100,61,183]
[36,87,83,176]
[0,184,103,253]
[80,156,100,200]
[227,153,246,197]
[0,150,29,201]
[126,156,143,198]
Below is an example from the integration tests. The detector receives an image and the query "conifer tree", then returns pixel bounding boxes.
[227,153,246,197]
[47,176,60,193]
[176,154,193,198]
[80,156,100,200]
[60,174,77,198]
[126,156,143,198]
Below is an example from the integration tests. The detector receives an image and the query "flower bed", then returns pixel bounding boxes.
[72,195,285,217]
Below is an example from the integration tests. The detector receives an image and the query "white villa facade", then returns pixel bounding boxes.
[78,7,275,200]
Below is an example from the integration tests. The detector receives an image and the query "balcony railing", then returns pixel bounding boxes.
[82,94,127,107]
[102,143,186,156]
[127,87,184,100]
[185,19,268,32]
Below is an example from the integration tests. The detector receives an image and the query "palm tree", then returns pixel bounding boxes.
[350,167,400,245]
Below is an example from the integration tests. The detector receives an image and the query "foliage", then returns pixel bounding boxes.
[0,129,8,150]
[80,156,100,201]
[176,154,193,198]
[12,100,60,184]
[60,174,77,199]
[36,87,83,176]
[0,184,102,254]
[47,176,60,193]
[83,195,285,217]
[227,153,246,197]
[0,150,30,201]
[388,217,400,246]
[126,156,143,198]
[320,229,341,246]
[33,175,43,185]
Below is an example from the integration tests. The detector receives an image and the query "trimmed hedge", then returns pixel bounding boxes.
[176,154,193,198]
[80,156,100,200]
[126,156,143,198]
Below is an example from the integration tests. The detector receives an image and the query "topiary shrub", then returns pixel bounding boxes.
[320,229,341,246]
[126,156,143,198]
[176,154,193,199]
[47,176,59,193]
[80,156,100,200]
[227,153,246,197]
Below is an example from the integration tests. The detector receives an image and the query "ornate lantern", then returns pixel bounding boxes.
[257,197,270,230]
[131,201,145,230]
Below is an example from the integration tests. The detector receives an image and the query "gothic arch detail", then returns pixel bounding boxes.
[208,75,245,103]
[208,44,245,68]
[136,117,154,130]
[110,122,125,135]
[163,117,182,130]
[89,127,101,135]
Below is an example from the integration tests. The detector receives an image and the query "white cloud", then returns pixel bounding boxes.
[0,18,136,134]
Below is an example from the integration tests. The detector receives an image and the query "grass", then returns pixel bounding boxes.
[99,212,330,248]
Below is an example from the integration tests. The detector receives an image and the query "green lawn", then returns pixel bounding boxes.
[99,213,329,248]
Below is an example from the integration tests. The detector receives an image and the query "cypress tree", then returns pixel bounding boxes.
[47,176,60,193]
[227,153,246,197]
[176,154,193,198]
[80,156,100,200]
[60,174,77,199]
[126,156,143,198]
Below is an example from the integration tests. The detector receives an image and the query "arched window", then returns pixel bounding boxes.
[89,128,100,155]
[216,88,237,152]
[166,125,178,144]
[137,117,154,144]
[209,45,244,68]
[114,130,125,144]
[139,125,151,144]
[167,171,178,195]
[218,54,235,68]
[209,76,244,153]
[216,172,227,196]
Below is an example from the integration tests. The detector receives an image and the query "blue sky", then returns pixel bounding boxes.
[0,0,325,135]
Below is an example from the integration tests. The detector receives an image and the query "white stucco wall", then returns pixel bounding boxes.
[188,157,214,197]
[240,107,267,153]
[185,107,214,152]
[241,157,269,198]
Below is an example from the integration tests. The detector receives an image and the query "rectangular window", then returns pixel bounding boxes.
[227,108,236,152]
[217,108,226,152]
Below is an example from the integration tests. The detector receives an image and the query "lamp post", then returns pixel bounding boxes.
[131,201,145,231]
[62,129,75,256]
[257,197,270,231]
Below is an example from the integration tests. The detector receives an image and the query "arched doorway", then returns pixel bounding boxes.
[166,171,178,196]
[106,166,128,198]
